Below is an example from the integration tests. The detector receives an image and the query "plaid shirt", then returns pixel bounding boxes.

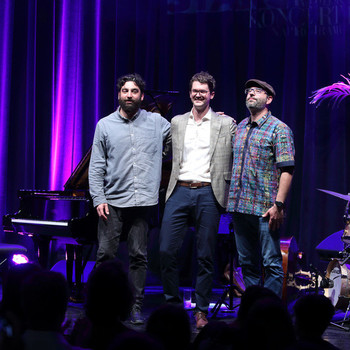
[227,111,295,216]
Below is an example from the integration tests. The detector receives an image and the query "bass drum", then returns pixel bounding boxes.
[324,259,350,310]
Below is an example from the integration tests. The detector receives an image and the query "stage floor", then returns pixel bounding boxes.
[1,283,349,349]
[63,286,350,350]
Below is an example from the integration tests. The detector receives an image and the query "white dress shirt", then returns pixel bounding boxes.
[178,108,211,183]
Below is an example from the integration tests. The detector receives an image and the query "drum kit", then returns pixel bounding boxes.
[316,189,350,329]
[281,189,350,329]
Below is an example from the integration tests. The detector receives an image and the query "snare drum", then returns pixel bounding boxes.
[324,259,350,309]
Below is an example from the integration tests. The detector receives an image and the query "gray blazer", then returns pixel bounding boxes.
[166,110,236,208]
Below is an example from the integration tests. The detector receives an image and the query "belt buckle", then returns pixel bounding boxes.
[189,183,199,189]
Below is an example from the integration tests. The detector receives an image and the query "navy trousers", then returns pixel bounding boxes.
[159,185,222,313]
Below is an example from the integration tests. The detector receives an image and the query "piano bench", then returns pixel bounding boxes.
[0,243,27,255]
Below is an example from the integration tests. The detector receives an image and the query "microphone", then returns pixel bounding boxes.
[310,264,334,289]
[319,277,334,289]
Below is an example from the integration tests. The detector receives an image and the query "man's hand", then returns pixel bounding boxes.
[96,203,109,220]
[216,111,237,124]
[263,170,293,231]
[262,204,284,231]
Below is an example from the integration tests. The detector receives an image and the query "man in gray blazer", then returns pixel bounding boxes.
[159,71,236,329]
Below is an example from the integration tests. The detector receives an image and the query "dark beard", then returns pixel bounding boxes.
[119,98,142,117]
[246,98,266,113]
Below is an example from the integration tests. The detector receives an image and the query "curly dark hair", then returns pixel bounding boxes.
[189,71,216,93]
[117,73,146,93]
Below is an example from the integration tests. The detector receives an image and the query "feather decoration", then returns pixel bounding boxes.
[309,73,350,108]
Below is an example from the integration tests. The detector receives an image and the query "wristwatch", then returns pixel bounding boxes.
[275,201,285,210]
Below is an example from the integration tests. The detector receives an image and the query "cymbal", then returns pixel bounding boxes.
[317,189,350,201]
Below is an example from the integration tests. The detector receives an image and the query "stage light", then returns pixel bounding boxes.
[11,254,29,265]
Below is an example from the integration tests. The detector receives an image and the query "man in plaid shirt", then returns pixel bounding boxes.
[227,79,295,297]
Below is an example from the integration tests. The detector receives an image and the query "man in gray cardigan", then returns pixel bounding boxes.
[89,73,171,325]
[159,71,236,329]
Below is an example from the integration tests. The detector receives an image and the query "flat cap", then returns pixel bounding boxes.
[245,79,276,97]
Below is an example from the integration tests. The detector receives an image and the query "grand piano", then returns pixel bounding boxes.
[3,146,97,298]
[3,90,178,298]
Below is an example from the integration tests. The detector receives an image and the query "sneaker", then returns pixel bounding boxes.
[194,311,208,329]
[130,308,145,325]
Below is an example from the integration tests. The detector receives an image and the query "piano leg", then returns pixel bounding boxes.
[66,244,74,290]
[66,244,84,302]
[33,236,51,269]
[75,245,83,297]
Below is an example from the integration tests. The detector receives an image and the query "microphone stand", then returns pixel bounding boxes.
[211,222,241,318]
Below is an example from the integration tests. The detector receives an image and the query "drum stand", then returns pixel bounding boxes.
[211,222,242,318]
[329,256,350,331]
[330,303,350,331]
[331,248,350,331]
[310,264,350,331]
[331,207,350,330]
[333,302,350,330]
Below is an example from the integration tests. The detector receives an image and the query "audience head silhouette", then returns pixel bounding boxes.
[237,285,280,324]
[146,304,191,350]
[293,293,335,340]
[108,331,164,350]
[85,259,134,325]
[242,287,296,350]
[192,320,235,350]
[21,270,69,331]
[1,262,42,322]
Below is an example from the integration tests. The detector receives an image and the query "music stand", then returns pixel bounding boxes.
[211,222,242,318]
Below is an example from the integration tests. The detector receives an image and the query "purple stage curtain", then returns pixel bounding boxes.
[1,0,350,268]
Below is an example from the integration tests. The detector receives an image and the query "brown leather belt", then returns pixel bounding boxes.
[177,181,211,189]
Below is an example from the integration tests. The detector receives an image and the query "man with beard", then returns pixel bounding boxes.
[159,71,236,329]
[89,73,171,324]
[227,79,295,297]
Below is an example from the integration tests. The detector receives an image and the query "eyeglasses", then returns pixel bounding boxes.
[191,89,210,95]
[244,87,267,95]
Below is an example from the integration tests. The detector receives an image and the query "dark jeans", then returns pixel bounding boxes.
[159,185,222,313]
[232,212,284,297]
[96,205,149,309]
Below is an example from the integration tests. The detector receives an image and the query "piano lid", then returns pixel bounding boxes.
[64,146,92,191]
[63,90,179,191]
[141,90,179,118]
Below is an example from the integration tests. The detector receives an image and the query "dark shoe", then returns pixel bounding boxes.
[130,308,144,325]
[195,311,208,329]
[165,298,184,308]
